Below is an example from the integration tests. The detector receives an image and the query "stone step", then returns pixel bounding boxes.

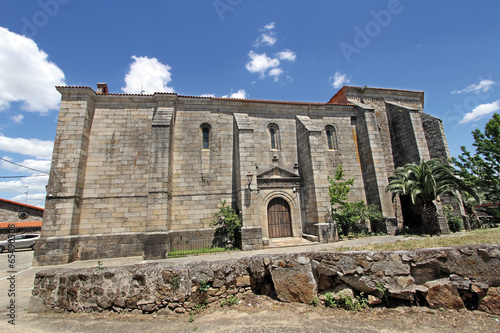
[265,237,318,249]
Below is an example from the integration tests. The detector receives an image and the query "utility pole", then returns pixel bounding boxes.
[23,185,29,204]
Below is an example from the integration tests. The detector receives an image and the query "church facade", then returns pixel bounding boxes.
[34,84,456,265]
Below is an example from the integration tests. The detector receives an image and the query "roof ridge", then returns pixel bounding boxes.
[56,86,354,105]
[0,198,44,211]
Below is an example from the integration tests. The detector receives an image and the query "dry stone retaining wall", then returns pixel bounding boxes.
[29,244,500,315]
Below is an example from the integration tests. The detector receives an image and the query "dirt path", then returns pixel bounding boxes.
[2,235,499,332]
[8,299,500,333]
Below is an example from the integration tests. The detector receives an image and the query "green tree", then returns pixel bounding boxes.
[328,164,383,236]
[328,163,354,211]
[387,159,478,235]
[452,113,500,204]
[210,200,241,248]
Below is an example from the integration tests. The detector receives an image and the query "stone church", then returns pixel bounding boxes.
[34,83,457,265]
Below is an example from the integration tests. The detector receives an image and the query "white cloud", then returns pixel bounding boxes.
[0,156,51,173]
[262,22,275,31]
[253,22,277,47]
[276,49,296,62]
[227,89,246,99]
[0,175,49,194]
[11,114,24,124]
[10,192,46,208]
[0,174,49,207]
[269,68,283,81]
[253,33,277,47]
[245,51,280,78]
[246,23,296,83]
[331,71,351,89]
[122,55,174,94]
[0,135,53,159]
[451,79,495,94]
[200,89,247,99]
[460,100,500,124]
[0,27,65,113]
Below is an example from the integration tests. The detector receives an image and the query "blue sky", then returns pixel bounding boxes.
[0,0,499,208]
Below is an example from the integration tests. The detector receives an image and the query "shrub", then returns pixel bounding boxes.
[210,200,242,247]
[168,276,181,290]
[227,295,239,306]
[324,292,336,307]
[337,292,368,311]
[334,202,384,237]
[328,164,384,237]
[199,280,210,292]
[443,205,464,233]
[323,291,369,311]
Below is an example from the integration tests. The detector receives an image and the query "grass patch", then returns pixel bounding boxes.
[168,246,237,258]
[330,227,500,252]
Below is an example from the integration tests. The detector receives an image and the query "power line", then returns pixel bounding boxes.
[0,175,49,178]
[0,157,49,174]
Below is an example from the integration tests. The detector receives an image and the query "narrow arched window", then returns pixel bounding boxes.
[201,123,211,149]
[270,128,276,149]
[268,123,280,150]
[325,125,338,150]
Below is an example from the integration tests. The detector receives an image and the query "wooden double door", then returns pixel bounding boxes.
[267,197,292,238]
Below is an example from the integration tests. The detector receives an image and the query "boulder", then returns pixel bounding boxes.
[424,278,465,309]
[371,259,410,276]
[331,283,355,300]
[478,287,500,315]
[316,260,341,276]
[156,308,173,316]
[367,295,382,306]
[246,255,268,279]
[235,276,252,287]
[187,261,213,284]
[270,256,316,303]
[340,274,377,293]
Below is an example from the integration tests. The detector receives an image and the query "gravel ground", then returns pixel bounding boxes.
[6,294,500,333]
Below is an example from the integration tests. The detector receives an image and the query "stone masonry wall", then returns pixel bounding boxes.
[420,113,467,218]
[36,85,461,266]
[421,113,451,162]
[42,87,96,238]
[169,105,235,230]
[0,201,43,223]
[353,107,394,219]
[29,244,500,315]
[386,104,427,168]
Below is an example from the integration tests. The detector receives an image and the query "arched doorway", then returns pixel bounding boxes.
[267,197,292,238]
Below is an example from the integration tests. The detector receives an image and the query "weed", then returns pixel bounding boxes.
[189,303,206,323]
[169,276,181,291]
[376,282,389,304]
[324,292,336,307]
[194,303,206,312]
[199,280,210,292]
[324,291,368,311]
[226,295,239,306]
[96,260,104,271]
[311,296,319,307]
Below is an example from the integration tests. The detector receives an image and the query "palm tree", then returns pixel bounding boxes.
[387,159,478,235]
